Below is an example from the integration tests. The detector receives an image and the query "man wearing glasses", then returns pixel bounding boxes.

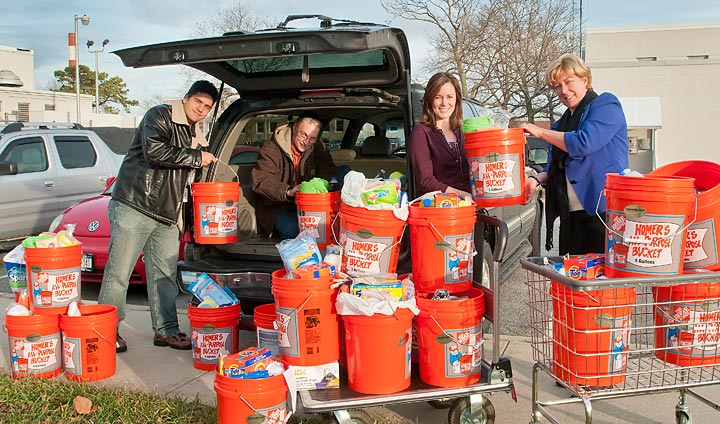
[252,113,339,239]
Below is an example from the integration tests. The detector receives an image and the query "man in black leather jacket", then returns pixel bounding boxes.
[99,80,219,352]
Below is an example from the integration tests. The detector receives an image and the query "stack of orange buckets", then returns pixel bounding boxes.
[648,161,720,366]
[5,242,118,382]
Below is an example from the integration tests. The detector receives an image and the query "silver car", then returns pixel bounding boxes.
[0,122,123,243]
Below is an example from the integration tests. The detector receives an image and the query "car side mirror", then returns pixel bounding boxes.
[0,160,19,176]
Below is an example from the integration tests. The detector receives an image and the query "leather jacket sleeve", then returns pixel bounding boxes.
[140,107,203,169]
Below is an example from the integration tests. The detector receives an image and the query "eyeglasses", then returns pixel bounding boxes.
[296,130,318,143]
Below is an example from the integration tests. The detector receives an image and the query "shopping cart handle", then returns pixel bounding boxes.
[476,212,508,262]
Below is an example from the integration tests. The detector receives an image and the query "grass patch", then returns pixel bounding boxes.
[0,371,333,423]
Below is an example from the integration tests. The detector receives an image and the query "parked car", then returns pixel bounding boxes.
[0,122,123,244]
[114,15,542,311]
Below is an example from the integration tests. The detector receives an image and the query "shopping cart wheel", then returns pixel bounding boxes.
[675,410,691,424]
[427,398,453,409]
[448,396,495,424]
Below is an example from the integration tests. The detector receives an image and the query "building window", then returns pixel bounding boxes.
[18,103,30,122]
[335,119,345,132]
[256,121,265,135]
[270,121,277,133]
[45,104,56,111]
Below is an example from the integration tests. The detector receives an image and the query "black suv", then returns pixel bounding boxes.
[116,15,542,312]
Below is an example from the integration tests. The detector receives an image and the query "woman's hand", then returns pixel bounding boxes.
[524,172,546,204]
[520,122,544,139]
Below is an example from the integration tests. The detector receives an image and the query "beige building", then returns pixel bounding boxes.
[0,45,138,127]
[585,22,720,171]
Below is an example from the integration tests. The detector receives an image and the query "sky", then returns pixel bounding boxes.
[2,0,719,111]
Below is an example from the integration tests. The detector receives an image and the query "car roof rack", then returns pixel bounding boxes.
[1,122,86,134]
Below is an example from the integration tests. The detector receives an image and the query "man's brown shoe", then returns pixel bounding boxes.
[116,333,127,353]
[153,332,192,350]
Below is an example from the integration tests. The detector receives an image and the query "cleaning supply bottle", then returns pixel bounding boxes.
[329,176,340,192]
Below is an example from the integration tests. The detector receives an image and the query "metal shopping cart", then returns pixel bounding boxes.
[522,256,720,424]
[297,213,516,424]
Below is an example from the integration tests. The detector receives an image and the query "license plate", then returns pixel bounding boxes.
[81,253,94,272]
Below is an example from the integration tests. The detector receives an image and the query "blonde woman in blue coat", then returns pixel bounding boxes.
[522,54,629,255]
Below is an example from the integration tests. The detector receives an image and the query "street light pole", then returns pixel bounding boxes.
[87,39,109,114]
[73,14,90,124]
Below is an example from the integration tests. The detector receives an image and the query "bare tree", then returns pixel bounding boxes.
[183,2,276,108]
[382,0,496,96]
[478,0,576,122]
[383,0,577,122]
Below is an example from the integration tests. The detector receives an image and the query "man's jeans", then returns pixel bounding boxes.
[98,199,182,338]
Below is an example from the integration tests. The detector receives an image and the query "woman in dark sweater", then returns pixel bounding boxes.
[408,72,472,198]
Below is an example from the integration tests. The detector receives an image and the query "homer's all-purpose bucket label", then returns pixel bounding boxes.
[30,266,80,308]
[254,402,289,424]
[444,234,474,284]
[606,211,686,274]
[298,209,333,245]
[276,306,323,358]
[662,302,720,356]
[338,230,393,275]
[443,326,482,378]
[604,316,632,374]
[684,219,719,269]
[199,202,238,237]
[469,153,521,199]
[191,326,234,364]
[10,333,61,376]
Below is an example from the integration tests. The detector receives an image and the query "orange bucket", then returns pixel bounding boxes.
[653,281,720,366]
[271,270,340,366]
[296,191,341,250]
[4,313,61,379]
[25,244,82,315]
[254,303,280,358]
[552,282,636,386]
[59,304,118,382]
[604,173,696,278]
[189,303,241,371]
[342,308,415,394]
[464,128,526,208]
[416,288,484,387]
[214,368,289,424]
[191,182,241,244]
[338,202,406,276]
[650,161,720,271]
[408,203,476,293]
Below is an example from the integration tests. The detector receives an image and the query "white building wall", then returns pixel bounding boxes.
[585,23,720,168]
[0,46,35,89]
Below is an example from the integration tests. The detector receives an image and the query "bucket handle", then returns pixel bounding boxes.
[214,158,240,183]
[425,220,477,259]
[429,314,484,348]
[90,325,116,347]
[595,189,698,242]
[276,294,314,329]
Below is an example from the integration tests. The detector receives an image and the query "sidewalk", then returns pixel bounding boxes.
[2,293,720,423]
